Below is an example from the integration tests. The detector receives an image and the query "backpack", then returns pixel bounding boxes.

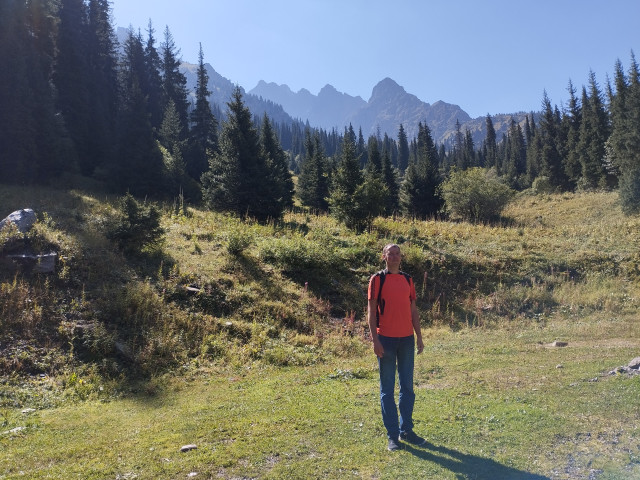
[374,268,412,326]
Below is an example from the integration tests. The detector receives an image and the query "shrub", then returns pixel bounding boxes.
[226,223,254,256]
[258,234,338,273]
[106,193,164,253]
[532,176,556,195]
[619,168,640,216]
[441,168,514,222]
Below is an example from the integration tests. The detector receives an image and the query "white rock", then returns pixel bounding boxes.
[0,209,36,233]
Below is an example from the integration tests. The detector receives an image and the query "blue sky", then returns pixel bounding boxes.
[110,0,639,119]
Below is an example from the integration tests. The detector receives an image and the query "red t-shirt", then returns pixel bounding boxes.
[368,272,416,337]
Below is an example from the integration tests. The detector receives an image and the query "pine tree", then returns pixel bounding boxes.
[382,132,398,169]
[577,71,610,189]
[298,130,329,211]
[85,0,119,175]
[357,127,367,168]
[159,99,186,170]
[260,114,294,216]
[453,119,467,169]
[161,26,189,137]
[142,20,165,131]
[397,124,410,174]
[115,30,164,196]
[464,128,476,168]
[54,0,90,172]
[525,115,541,186]
[187,43,218,181]
[399,160,420,217]
[159,99,191,196]
[328,131,364,228]
[614,52,640,213]
[381,145,400,215]
[538,91,568,190]
[502,119,526,188]
[485,114,497,170]
[608,58,629,171]
[366,135,382,175]
[400,123,443,218]
[0,0,69,183]
[201,87,275,221]
[562,80,582,190]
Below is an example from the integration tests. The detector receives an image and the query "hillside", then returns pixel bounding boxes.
[2,185,640,478]
[1,184,638,379]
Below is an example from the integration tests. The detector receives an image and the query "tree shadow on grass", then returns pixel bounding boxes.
[403,442,550,480]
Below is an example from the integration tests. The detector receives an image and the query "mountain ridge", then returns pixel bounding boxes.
[118,26,533,148]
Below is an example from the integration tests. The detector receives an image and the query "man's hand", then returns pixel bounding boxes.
[373,338,384,358]
[416,336,424,355]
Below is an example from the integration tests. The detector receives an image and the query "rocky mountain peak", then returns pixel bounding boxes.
[370,77,407,100]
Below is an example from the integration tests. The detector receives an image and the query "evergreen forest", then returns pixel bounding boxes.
[1,0,640,222]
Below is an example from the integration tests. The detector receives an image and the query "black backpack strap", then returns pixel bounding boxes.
[375,269,387,327]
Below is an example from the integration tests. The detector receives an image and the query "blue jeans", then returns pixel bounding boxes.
[377,334,415,440]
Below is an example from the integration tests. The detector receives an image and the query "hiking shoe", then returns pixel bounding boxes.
[387,438,402,451]
[400,430,427,446]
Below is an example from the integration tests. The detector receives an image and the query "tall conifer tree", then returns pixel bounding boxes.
[298,130,329,211]
[201,87,275,221]
[400,123,443,218]
[577,71,610,189]
[161,26,189,137]
[381,144,400,215]
[329,131,364,228]
[397,124,410,174]
[539,91,568,190]
[54,0,90,172]
[187,43,218,181]
[562,80,582,190]
[115,30,164,196]
[85,0,119,175]
[613,52,640,213]
[0,0,69,183]
[485,114,497,170]
[260,114,294,217]
[143,20,165,131]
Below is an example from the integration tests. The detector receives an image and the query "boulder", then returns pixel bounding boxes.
[0,209,37,233]
[628,357,640,370]
[6,252,57,274]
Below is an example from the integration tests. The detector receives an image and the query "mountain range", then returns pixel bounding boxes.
[117,27,531,148]
[184,62,532,149]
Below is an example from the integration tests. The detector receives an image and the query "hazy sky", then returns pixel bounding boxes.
[110,0,639,119]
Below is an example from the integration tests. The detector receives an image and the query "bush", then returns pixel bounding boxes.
[619,168,640,216]
[106,193,164,252]
[226,223,254,256]
[532,176,556,194]
[441,168,514,222]
[258,234,338,273]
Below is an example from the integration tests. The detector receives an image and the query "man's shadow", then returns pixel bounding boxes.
[403,442,551,480]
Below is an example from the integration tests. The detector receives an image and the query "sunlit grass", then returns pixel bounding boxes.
[2,185,640,477]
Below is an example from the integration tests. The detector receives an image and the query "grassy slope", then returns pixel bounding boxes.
[1,186,640,479]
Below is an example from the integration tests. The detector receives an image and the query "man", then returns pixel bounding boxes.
[368,243,426,451]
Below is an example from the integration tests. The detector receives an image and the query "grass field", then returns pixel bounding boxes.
[2,186,640,479]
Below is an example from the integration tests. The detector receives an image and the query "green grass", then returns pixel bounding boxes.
[2,320,640,479]
[2,185,640,478]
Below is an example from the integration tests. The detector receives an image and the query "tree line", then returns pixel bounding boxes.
[1,0,639,226]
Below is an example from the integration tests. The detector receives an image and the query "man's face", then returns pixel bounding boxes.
[384,246,402,266]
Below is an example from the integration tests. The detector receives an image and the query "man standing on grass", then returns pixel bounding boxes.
[368,243,426,451]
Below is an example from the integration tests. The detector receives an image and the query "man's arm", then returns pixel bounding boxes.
[410,299,424,354]
[368,298,384,358]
